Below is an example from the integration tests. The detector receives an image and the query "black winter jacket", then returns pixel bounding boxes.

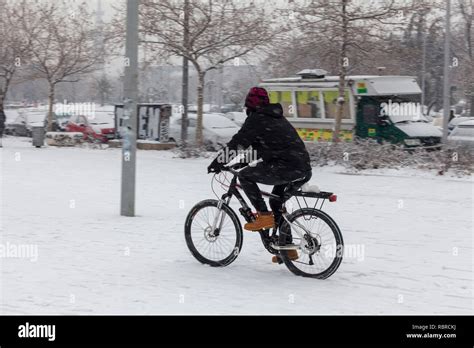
[226,103,311,173]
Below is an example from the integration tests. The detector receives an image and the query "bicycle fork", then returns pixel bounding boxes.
[210,197,232,237]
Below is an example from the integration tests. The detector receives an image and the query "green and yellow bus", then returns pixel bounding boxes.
[259,70,442,148]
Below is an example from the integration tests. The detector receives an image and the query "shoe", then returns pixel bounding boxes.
[272,250,299,263]
[244,211,275,231]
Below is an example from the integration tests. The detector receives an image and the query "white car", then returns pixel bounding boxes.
[448,120,474,148]
[448,116,474,132]
[169,113,240,150]
[224,111,247,126]
[5,110,53,136]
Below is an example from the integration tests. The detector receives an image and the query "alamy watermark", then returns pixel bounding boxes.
[55,100,95,117]
[18,322,55,341]
[323,243,365,262]
[37,99,96,118]
[0,242,38,262]
[216,146,259,164]
[380,100,423,121]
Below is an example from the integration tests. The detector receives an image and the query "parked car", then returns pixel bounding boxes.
[65,114,115,143]
[447,120,474,148]
[54,112,73,131]
[224,111,246,126]
[448,116,474,132]
[169,113,240,150]
[4,115,29,137]
[187,104,218,113]
[221,103,243,113]
[4,110,60,137]
[389,117,442,148]
[4,109,21,124]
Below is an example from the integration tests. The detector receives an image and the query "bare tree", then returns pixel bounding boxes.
[141,0,277,146]
[181,0,190,146]
[0,0,39,140]
[290,0,417,141]
[26,2,104,131]
[397,2,446,112]
[93,74,114,106]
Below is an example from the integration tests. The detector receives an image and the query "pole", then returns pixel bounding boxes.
[181,0,190,146]
[442,0,451,144]
[217,63,223,112]
[120,0,139,216]
[421,15,427,110]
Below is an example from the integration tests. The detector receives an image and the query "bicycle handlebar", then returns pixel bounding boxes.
[221,158,263,175]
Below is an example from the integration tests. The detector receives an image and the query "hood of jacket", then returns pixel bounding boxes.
[257,103,284,118]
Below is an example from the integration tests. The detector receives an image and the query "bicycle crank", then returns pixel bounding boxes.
[270,243,299,251]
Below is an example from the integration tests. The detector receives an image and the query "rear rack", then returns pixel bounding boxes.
[291,190,337,214]
[293,190,334,199]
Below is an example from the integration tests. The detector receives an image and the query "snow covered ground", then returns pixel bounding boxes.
[0,136,472,314]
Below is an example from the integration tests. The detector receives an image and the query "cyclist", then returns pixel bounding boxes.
[208,87,312,261]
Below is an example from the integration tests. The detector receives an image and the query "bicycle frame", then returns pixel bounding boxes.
[212,169,316,251]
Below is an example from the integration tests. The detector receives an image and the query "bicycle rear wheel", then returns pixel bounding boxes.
[279,208,343,279]
[185,199,243,267]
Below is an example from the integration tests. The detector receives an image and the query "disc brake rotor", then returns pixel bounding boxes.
[204,226,218,242]
[300,233,321,255]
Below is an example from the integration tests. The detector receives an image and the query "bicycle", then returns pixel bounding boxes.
[184,159,344,279]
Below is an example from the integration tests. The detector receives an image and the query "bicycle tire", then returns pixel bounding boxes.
[279,208,343,279]
[185,199,243,267]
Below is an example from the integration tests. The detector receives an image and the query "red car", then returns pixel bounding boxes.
[65,114,115,143]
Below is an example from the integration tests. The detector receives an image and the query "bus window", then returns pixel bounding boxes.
[323,90,351,119]
[296,91,322,118]
[268,91,293,117]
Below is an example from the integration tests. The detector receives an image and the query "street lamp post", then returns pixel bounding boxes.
[442,0,451,144]
[120,0,139,217]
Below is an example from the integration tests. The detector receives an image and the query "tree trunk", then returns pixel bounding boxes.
[196,70,205,147]
[181,55,189,145]
[217,64,223,112]
[181,0,190,146]
[470,92,474,117]
[427,99,437,115]
[0,77,12,139]
[332,0,348,142]
[0,93,6,139]
[47,83,55,132]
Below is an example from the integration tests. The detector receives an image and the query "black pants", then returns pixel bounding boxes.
[238,162,312,220]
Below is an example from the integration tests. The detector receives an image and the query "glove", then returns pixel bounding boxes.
[207,158,225,174]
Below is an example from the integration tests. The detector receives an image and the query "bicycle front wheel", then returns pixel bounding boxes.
[184,199,243,267]
[279,208,343,279]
